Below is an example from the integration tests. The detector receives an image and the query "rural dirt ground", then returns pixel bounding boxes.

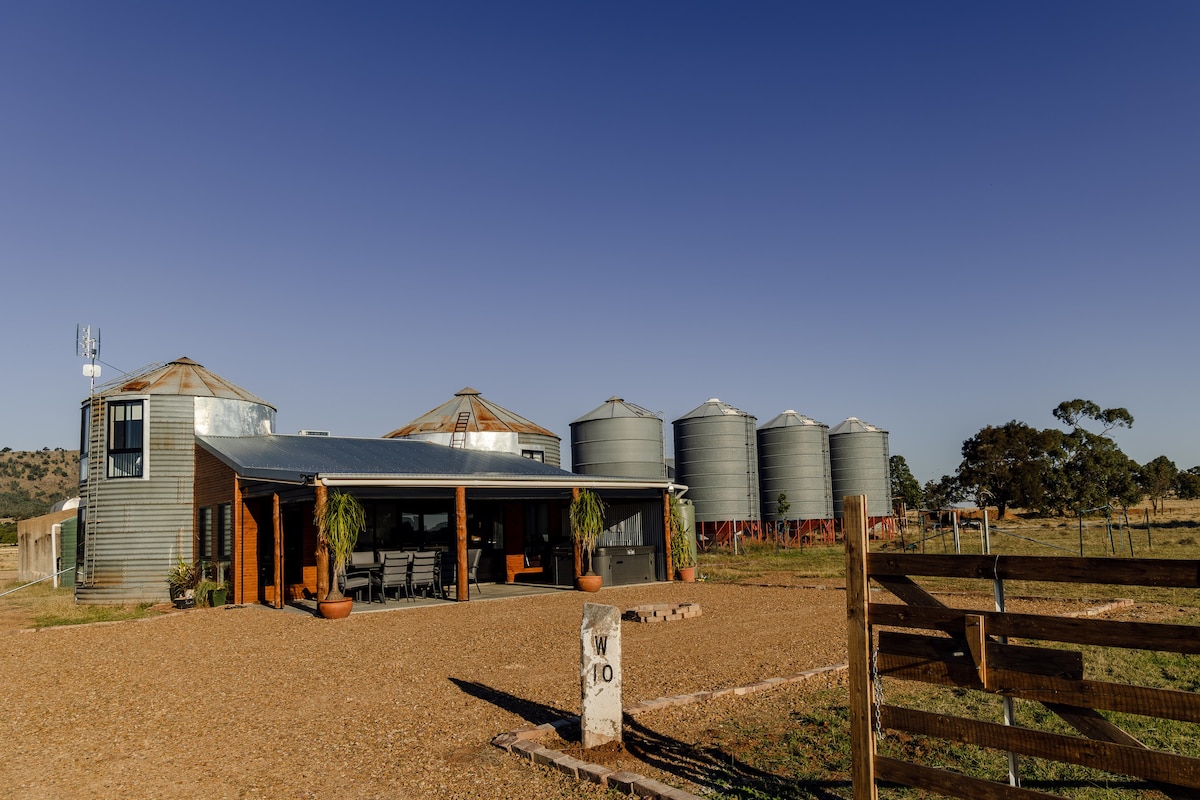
[0,579,850,800]
[4,500,1198,800]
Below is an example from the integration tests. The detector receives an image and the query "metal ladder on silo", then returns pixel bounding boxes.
[450,412,470,448]
[78,402,103,587]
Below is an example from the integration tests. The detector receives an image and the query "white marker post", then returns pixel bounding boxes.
[580,602,622,748]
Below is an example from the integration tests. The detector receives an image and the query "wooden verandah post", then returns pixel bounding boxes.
[456,485,468,601]
[572,486,582,580]
[272,491,283,609]
[844,494,878,800]
[314,482,329,602]
[663,490,674,580]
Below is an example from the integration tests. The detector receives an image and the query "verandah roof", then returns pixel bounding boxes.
[196,434,677,492]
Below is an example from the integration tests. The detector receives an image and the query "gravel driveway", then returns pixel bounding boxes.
[0,582,848,800]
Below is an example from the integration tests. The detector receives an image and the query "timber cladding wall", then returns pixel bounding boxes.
[843,494,1200,800]
[194,445,241,597]
[194,446,235,510]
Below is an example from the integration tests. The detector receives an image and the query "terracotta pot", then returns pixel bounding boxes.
[676,566,696,583]
[317,597,354,619]
[575,574,603,593]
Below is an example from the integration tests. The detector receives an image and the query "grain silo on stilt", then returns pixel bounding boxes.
[757,410,835,545]
[829,416,895,536]
[672,398,760,549]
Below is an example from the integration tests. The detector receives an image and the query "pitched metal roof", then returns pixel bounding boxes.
[96,357,275,408]
[383,387,558,439]
[571,396,660,425]
[759,410,827,430]
[674,397,756,422]
[197,434,671,490]
[829,416,887,435]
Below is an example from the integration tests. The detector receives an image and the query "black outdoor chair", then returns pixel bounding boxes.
[407,551,439,600]
[438,551,457,599]
[466,548,483,595]
[372,552,410,602]
[339,566,372,603]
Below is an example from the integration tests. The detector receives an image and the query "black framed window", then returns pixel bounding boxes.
[198,507,213,560]
[216,503,232,560]
[107,400,144,478]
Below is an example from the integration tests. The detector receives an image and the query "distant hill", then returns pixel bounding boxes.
[0,448,80,521]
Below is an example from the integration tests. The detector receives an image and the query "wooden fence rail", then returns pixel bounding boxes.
[844,494,1200,800]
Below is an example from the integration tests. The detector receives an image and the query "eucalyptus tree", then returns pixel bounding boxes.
[1176,467,1200,501]
[1046,399,1137,514]
[1138,455,1178,512]
[889,455,923,511]
[922,474,964,511]
[956,421,1060,517]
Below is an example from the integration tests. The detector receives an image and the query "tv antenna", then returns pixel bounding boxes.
[77,324,101,393]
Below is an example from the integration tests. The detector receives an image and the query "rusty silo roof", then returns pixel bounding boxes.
[95,356,275,408]
[383,387,558,439]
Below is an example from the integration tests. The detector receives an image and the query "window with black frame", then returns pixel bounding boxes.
[216,503,232,560]
[107,399,144,478]
[198,506,213,561]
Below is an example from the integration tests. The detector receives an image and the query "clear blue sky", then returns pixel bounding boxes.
[2,1,1197,484]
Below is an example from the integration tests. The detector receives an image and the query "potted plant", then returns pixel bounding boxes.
[668,493,696,582]
[569,488,606,592]
[316,489,365,619]
[167,557,196,608]
[191,561,228,607]
[211,562,230,606]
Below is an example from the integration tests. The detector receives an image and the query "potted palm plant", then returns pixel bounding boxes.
[569,488,606,592]
[668,493,696,582]
[316,489,366,619]
[167,557,197,608]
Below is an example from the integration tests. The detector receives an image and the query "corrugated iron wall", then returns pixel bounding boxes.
[517,432,562,468]
[76,395,196,604]
[597,500,666,581]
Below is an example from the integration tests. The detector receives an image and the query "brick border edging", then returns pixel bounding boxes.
[491,662,848,798]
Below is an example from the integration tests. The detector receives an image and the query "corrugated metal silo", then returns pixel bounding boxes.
[77,357,276,605]
[570,396,665,479]
[829,416,892,519]
[672,399,760,523]
[384,387,562,467]
[757,410,832,522]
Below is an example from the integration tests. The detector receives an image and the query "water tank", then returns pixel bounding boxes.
[672,399,760,523]
[757,411,832,522]
[829,417,891,519]
[570,397,665,479]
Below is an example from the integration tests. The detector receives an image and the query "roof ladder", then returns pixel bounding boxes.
[450,412,471,448]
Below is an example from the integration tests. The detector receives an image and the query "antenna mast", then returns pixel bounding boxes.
[76,324,101,394]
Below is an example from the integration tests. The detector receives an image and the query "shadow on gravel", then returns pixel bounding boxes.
[450,678,852,798]
[449,678,573,728]
[622,715,852,800]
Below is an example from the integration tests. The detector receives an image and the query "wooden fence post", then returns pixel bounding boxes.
[845,494,877,800]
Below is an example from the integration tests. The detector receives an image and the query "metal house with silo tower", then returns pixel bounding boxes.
[383,387,562,467]
[829,416,896,535]
[672,398,760,548]
[757,410,835,544]
[76,357,276,604]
